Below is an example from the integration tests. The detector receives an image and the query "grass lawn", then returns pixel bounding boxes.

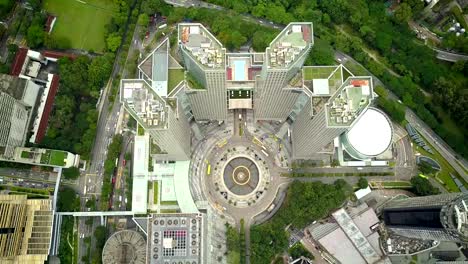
[153,181,159,204]
[168,69,184,94]
[43,0,117,52]
[49,150,67,166]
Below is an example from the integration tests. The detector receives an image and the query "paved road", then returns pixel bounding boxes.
[434,48,468,62]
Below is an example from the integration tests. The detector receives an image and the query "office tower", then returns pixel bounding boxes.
[0,195,53,264]
[122,39,191,161]
[292,76,374,159]
[382,193,468,243]
[0,74,40,159]
[178,23,227,121]
[121,78,191,161]
[254,22,313,121]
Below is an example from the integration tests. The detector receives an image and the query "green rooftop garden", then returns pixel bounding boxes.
[40,151,51,164]
[168,69,185,94]
[21,151,32,159]
[49,150,67,166]
[303,66,337,80]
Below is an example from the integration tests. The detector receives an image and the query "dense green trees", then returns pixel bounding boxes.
[40,55,113,159]
[63,167,80,180]
[410,176,440,196]
[358,177,368,190]
[226,223,241,264]
[91,226,108,263]
[305,39,335,66]
[26,24,44,48]
[288,243,314,260]
[100,134,123,210]
[0,0,15,19]
[251,180,350,263]
[57,187,80,212]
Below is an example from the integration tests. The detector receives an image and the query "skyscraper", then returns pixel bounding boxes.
[255,22,313,121]
[0,195,53,264]
[292,76,374,159]
[121,39,192,161]
[178,23,227,121]
[382,193,468,243]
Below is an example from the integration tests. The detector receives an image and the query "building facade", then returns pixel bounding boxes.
[178,23,228,121]
[255,22,313,121]
[0,195,53,264]
[382,193,468,243]
[0,74,40,159]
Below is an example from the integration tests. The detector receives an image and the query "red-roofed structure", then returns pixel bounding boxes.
[34,74,60,143]
[10,48,28,76]
[41,50,78,60]
[44,15,57,34]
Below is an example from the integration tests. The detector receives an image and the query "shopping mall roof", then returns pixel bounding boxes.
[344,107,393,157]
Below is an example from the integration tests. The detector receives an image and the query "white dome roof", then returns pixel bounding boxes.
[346,108,393,157]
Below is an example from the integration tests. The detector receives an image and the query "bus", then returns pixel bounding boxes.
[261,150,269,157]
[207,164,211,175]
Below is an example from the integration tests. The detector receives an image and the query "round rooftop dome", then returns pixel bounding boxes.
[342,107,393,159]
[102,230,146,264]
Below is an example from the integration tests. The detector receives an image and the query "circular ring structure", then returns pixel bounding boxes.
[232,165,251,185]
[223,156,260,196]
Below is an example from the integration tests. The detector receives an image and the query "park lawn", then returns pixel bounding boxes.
[43,0,117,52]
[168,69,184,94]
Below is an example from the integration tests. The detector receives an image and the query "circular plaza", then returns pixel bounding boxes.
[207,146,272,208]
[223,156,260,196]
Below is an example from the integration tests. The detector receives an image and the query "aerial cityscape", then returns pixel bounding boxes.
[0,0,467,264]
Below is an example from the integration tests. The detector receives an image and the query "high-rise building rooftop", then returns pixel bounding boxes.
[267,23,313,68]
[0,195,53,264]
[121,79,169,129]
[325,77,373,127]
[178,23,225,69]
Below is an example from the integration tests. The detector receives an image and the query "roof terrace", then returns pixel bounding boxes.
[325,77,373,127]
[138,39,169,97]
[179,23,224,69]
[268,23,313,68]
[121,79,168,129]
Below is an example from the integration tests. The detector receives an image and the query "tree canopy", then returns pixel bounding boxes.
[63,167,80,180]
[410,176,440,196]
